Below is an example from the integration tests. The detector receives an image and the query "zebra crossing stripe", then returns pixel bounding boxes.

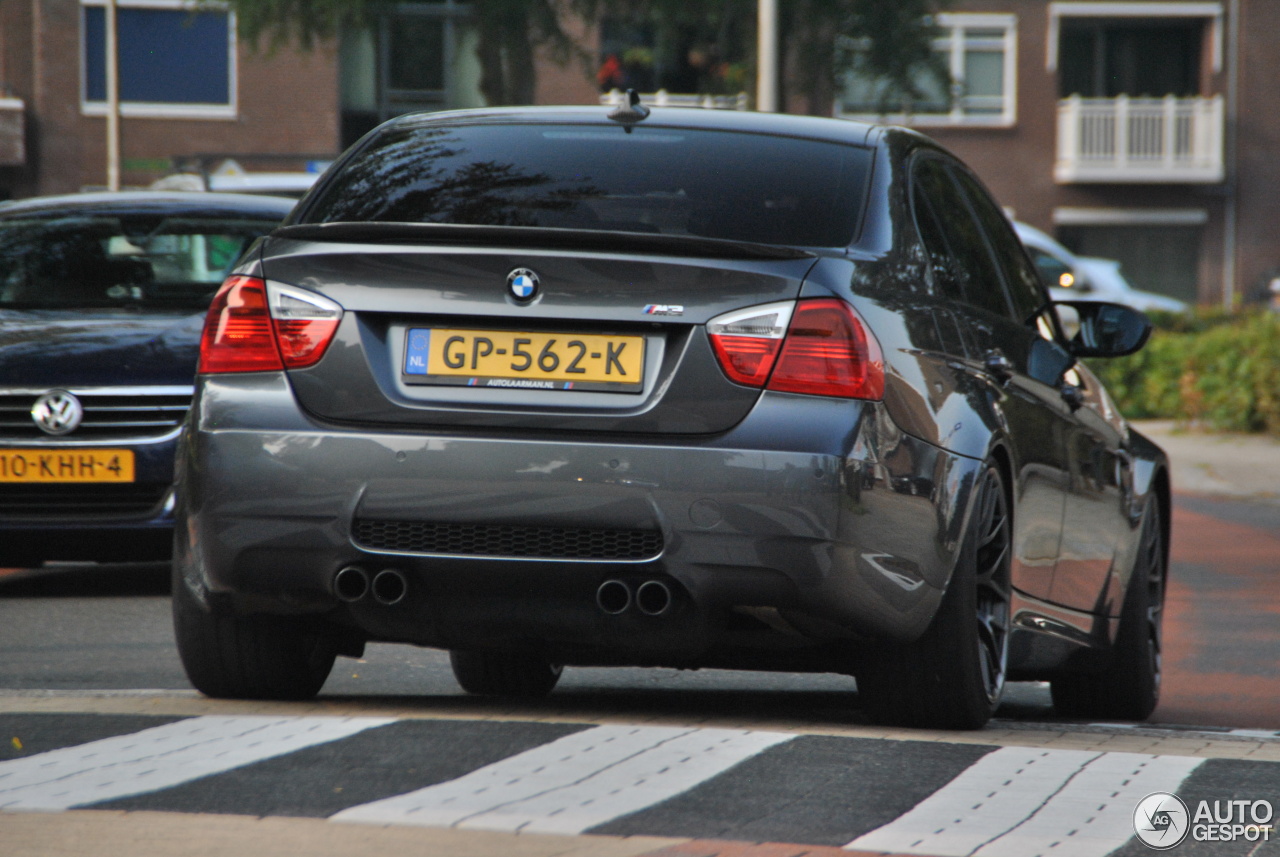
[0,715,394,811]
[845,746,1205,856]
[331,724,795,835]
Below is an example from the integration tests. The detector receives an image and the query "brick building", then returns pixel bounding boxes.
[582,0,1279,306]
[0,0,598,199]
[832,0,1278,308]
[0,0,344,198]
[1,0,1274,306]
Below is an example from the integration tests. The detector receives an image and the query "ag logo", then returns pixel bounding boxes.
[1134,792,1190,850]
[507,268,540,302]
[31,390,84,436]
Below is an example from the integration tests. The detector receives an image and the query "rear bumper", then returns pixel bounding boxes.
[176,374,982,665]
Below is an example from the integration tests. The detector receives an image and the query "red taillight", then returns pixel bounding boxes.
[273,314,341,369]
[768,299,884,399]
[709,335,783,386]
[199,276,343,374]
[707,298,884,400]
[707,301,793,388]
[199,276,283,374]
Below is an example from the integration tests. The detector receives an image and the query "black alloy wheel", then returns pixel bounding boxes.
[1051,501,1164,720]
[973,469,1014,706]
[172,566,337,701]
[860,464,1012,729]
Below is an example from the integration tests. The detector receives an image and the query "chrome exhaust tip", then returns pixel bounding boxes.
[371,568,408,606]
[333,566,370,603]
[635,580,673,616]
[596,579,632,615]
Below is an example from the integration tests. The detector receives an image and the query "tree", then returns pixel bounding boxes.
[215,0,949,113]
[593,0,949,113]
[472,0,586,107]
[785,0,951,115]
[217,0,589,107]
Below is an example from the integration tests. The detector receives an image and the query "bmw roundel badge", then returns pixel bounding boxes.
[507,268,540,302]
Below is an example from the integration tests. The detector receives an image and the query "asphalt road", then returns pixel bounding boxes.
[1,491,1278,857]
[1,492,1277,730]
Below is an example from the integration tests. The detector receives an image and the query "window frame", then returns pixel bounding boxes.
[836,13,1018,128]
[910,153,1015,320]
[1046,2,1223,73]
[947,165,1049,323]
[80,0,238,121]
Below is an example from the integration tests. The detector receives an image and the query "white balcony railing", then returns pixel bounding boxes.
[600,89,750,111]
[1056,95,1224,183]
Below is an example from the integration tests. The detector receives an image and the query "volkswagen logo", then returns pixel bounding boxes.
[507,268,540,302]
[31,390,84,436]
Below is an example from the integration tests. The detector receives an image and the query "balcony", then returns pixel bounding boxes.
[0,97,24,166]
[600,89,749,111]
[1056,95,1224,184]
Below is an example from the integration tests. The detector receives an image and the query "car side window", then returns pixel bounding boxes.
[910,172,965,302]
[913,158,1012,320]
[949,168,1047,323]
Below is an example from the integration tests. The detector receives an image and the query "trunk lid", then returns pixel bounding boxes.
[262,227,818,435]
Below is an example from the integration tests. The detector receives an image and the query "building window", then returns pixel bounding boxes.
[1059,20,1202,98]
[339,0,482,149]
[81,1,236,119]
[837,14,1017,127]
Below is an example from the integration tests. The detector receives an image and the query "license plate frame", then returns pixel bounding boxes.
[0,449,136,483]
[403,327,646,393]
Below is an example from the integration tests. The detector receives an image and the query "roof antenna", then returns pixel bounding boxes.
[607,89,650,128]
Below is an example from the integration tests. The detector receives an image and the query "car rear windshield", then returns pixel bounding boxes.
[0,214,278,309]
[301,123,873,248]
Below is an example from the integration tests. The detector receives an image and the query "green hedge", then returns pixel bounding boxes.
[1087,309,1280,436]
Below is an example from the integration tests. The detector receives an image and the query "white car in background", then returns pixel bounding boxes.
[1069,256,1189,314]
[1013,221,1085,292]
[1013,221,1188,314]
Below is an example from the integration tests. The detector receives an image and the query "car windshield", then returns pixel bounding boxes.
[302,123,873,248]
[0,214,278,309]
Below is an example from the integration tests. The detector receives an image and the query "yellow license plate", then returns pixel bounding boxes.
[0,449,135,483]
[405,328,645,393]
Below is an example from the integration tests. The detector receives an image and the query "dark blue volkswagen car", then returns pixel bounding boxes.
[0,191,293,569]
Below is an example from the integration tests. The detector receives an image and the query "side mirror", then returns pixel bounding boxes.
[1056,300,1151,358]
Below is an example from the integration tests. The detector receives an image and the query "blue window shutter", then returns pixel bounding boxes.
[83,6,231,106]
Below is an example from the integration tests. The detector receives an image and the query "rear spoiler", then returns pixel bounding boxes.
[270,222,817,261]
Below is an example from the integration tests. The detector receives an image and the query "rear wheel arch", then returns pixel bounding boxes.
[1153,467,1172,573]
[1050,496,1163,720]
[859,460,1013,729]
[987,443,1015,520]
[982,442,1016,564]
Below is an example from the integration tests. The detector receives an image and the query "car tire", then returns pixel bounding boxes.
[1050,502,1164,721]
[859,464,1012,730]
[172,571,337,700]
[449,650,563,698]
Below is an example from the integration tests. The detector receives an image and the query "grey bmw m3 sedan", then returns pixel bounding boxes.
[172,103,1168,729]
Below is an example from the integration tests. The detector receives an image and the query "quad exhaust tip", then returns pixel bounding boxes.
[635,580,672,616]
[333,566,369,603]
[596,578,675,616]
[596,579,631,615]
[371,568,408,606]
[334,566,407,605]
